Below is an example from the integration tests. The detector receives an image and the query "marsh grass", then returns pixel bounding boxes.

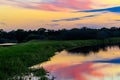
[0,38,120,80]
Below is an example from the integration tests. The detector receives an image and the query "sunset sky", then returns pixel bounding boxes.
[0,0,120,31]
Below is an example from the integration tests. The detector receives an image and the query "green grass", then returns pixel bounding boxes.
[0,38,120,80]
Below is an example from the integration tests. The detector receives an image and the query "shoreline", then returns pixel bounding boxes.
[0,38,120,79]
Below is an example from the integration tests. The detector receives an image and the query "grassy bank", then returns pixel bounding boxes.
[0,38,120,79]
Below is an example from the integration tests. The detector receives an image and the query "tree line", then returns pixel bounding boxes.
[0,27,120,43]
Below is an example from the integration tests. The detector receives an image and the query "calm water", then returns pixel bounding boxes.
[0,43,16,46]
[32,45,120,80]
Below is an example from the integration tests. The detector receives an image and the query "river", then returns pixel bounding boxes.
[32,45,120,80]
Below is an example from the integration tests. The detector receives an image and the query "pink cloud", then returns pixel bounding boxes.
[0,0,93,11]
[37,3,74,12]
[35,0,93,11]
[57,0,92,10]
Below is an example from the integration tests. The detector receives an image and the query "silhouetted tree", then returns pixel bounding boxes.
[0,27,120,43]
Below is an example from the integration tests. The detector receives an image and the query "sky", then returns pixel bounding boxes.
[0,0,120,31]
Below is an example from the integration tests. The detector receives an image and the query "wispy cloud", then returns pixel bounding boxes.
[114,20,120,21]
[0,22,7,26]
[45,24,59,27]
[0,0,92,11]
[1,0,120,12]
[77,6,120,14]
[52,13,103,22]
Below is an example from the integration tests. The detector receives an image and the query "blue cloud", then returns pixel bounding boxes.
[52,18,80,22]
[52,13,102,22]
[77,6,120,13]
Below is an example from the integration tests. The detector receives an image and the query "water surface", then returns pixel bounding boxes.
[33,45,120,80]
[0,43,16,46]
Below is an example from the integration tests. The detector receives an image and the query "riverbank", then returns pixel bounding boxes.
[0,38,120,80]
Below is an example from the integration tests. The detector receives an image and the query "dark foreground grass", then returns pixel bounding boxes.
[0,38,120,80]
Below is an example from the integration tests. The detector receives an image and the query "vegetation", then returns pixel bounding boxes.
[1,27,120,43]
[0,38,120,79]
